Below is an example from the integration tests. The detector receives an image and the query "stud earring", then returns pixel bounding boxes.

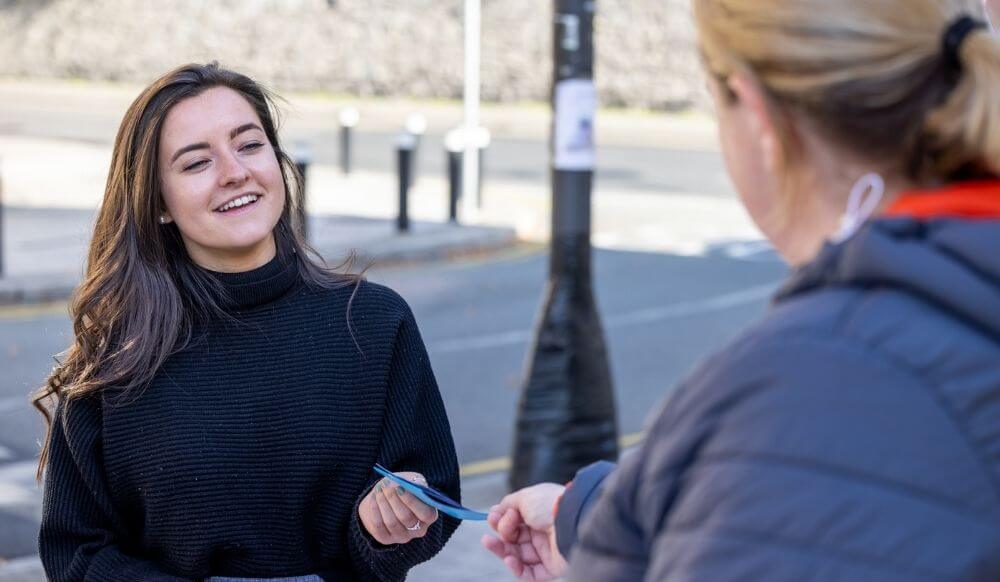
[159,215,168,225]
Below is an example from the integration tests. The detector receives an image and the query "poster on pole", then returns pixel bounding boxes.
[554,79,596,171]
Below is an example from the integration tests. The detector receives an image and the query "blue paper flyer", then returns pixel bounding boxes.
[373,464,488,521]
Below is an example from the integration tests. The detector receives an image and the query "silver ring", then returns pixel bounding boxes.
[405,520,421,531]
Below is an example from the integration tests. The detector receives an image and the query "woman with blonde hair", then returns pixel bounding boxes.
[484,0,1000,579]
[35,62,460,581]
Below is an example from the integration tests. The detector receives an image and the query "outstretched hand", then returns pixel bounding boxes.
[481,483,569,581]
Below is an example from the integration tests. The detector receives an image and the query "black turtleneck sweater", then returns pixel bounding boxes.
[39,255,461,581]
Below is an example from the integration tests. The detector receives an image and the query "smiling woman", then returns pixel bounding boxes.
[31,63,460,581]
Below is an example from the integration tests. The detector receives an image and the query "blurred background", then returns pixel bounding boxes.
[0,1,786,580]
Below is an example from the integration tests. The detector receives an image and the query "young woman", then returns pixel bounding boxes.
[34,63,460,581]
[484,0,1000,580]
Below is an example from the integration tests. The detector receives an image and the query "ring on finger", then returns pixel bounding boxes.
[405,520,421,531]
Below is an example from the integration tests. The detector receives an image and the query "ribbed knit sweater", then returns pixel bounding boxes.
[39,254,461,581]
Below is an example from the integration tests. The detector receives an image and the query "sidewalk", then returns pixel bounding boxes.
[0,206,518,305]
[0,470,514,582]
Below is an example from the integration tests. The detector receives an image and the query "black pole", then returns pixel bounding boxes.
[510,0,617,489]
[294,143,311,241]
[339,108,359,175]
[397,134,416,232]
[447,148,463,223]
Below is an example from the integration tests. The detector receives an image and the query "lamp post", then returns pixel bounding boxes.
[510,0,618,489]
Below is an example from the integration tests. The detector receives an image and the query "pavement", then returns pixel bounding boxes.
[0,205,518,305]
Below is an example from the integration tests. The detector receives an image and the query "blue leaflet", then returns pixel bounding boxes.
[373,464,488,521]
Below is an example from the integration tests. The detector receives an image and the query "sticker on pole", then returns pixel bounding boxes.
[554,79,597,171]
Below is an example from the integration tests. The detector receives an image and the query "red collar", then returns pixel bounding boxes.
[884,180,1000,219]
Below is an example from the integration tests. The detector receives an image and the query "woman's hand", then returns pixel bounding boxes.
[358,471,439,546]
[481,483,569,581]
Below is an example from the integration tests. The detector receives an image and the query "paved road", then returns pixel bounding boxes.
[0,244,785,561]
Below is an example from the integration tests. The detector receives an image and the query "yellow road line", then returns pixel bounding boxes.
[460,456,511,478]
[0,301,69,320]
[460,431,645,478]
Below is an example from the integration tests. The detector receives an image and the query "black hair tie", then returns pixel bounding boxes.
[942,16,987,73]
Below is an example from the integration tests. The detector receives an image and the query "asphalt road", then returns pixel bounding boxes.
[0,244,785,561]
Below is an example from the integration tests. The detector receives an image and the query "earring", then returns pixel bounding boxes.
[159,215,168,225]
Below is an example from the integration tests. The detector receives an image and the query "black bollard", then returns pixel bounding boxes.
[396,133,417,232]
[510,0,617,489]
[405,114,428,187]
[339,108,359,175]
[293,142,312,241]
[445,130,465,223]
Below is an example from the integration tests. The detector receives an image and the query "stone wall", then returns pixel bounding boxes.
[0,0,707,110]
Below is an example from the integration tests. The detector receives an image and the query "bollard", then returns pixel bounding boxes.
[338,107,360,175]
[405,113,428,187]
[396,133,418,232]
[293,142,312,241]
[445,129,465,223]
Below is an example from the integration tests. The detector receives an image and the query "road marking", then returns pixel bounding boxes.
[433,329,532,354]
[431,283,776,354]
[459,431,645,478]
[603,283,774,327]
[460,456,510,478]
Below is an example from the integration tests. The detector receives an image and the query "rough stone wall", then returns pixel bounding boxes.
[0,0,707,110]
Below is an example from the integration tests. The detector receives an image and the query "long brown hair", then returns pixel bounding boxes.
[33,63,359,478]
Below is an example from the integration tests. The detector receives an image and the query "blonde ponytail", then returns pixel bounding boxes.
[693,0,999,183]
[924,27,1000,176]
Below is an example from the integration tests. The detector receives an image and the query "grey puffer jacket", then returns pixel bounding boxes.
[556,216,1000,581]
